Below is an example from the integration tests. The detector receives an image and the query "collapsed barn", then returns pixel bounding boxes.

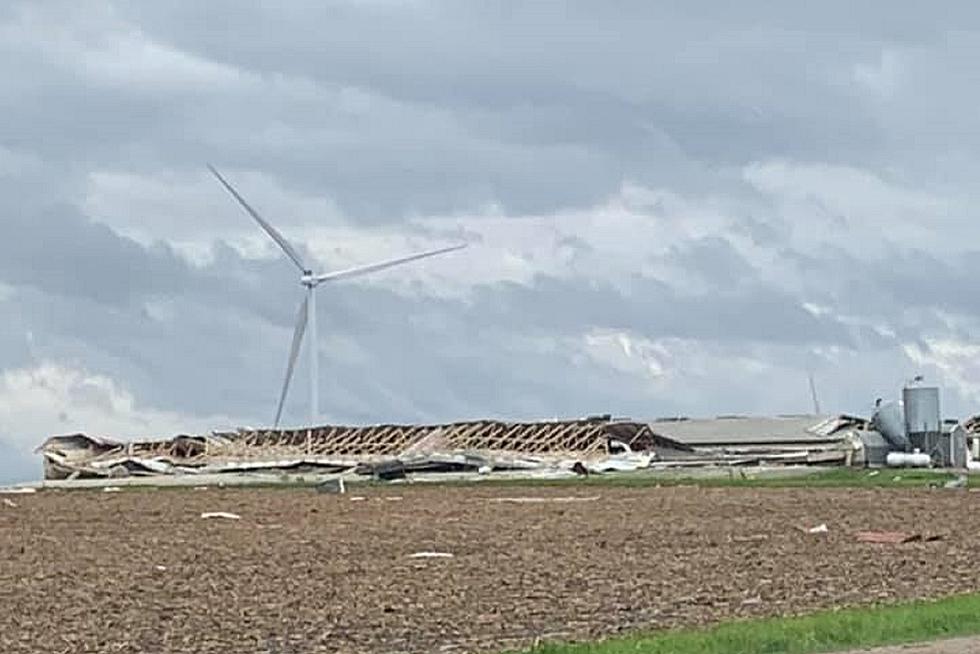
[37,414,881,483]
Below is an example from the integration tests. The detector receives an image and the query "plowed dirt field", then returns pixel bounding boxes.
[2,485,979,653]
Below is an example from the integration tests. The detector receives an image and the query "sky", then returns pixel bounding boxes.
[4,1,980,482]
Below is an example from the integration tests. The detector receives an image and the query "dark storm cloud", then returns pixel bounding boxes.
[8,227,858,425]
[0,207,195,306]
[0,1,886,217]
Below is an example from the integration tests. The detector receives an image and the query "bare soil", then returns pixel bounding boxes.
[2,485,979,653]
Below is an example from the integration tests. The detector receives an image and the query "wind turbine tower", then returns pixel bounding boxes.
[208,165,466,428]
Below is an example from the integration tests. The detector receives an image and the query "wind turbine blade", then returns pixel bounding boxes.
[274,295,309,428]
[314,243,466,284]
[207,164,307,272]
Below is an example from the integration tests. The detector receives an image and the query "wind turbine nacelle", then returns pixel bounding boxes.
[300,272,317,286]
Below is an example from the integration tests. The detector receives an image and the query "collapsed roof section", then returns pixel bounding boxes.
[37,417,691,481]
[962,415,980,436]
[36,414,872,483]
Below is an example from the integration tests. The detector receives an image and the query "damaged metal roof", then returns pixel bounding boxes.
[36,413,868,484]
[647,415,867,447]
[37,418,686,481]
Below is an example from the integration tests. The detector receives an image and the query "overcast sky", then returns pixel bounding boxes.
[3,1,980,481]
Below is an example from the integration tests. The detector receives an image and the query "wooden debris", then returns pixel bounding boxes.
[38,418,680,480]
[408,551,454,559]
[314,479,345,494]
[200,511,242,520]
[796,523,829,534]
[490,496,601,504]
[0,487,37,494]
[854,531,944,544]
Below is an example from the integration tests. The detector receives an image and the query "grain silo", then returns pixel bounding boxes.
[903,384,941,437]
[903,383,941,464]
[901,383,964,467]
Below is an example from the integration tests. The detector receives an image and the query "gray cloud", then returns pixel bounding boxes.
[3,1,980,481]
[0,207,196,306]
[0,437,37,484]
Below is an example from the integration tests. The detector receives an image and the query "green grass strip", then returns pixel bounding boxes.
[525,593,980,654]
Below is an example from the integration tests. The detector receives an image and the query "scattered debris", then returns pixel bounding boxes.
[4,482,974,653]
[409,551,454,559]
[491,496,601,504]
[102,486,121,493]
[944,475,968,489]
[315,479,346,494]
[385,496,404,502]
[798,523,829,534]
[154,565,167,572]
[200,511,242,520]
[2,498,17,508]
[39,418,674,480]
[855,531,944,544]
[586,453,653,473]
[855,531,915,544]
[32,414,882,484]
[369,460,407,481]
[349,496,367,502]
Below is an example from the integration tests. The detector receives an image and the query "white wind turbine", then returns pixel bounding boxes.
[208,165,466,428]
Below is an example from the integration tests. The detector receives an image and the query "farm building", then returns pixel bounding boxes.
[35,413,884,483]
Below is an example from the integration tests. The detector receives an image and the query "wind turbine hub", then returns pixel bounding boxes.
[207,163,467,428]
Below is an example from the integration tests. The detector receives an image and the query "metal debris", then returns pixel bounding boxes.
[854,531,943,544]
[200,512,242,520]
[35,413,867,485]
[409,552,454,559]
[39,418,668,480]
[490,496,601,504]
[944,475,968,489]
[315,479,346,494]
[800,523,829,534]
[585,453,653,473]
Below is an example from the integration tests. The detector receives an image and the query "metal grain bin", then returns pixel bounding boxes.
[903,386,941,435]
[872,400,909,449]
